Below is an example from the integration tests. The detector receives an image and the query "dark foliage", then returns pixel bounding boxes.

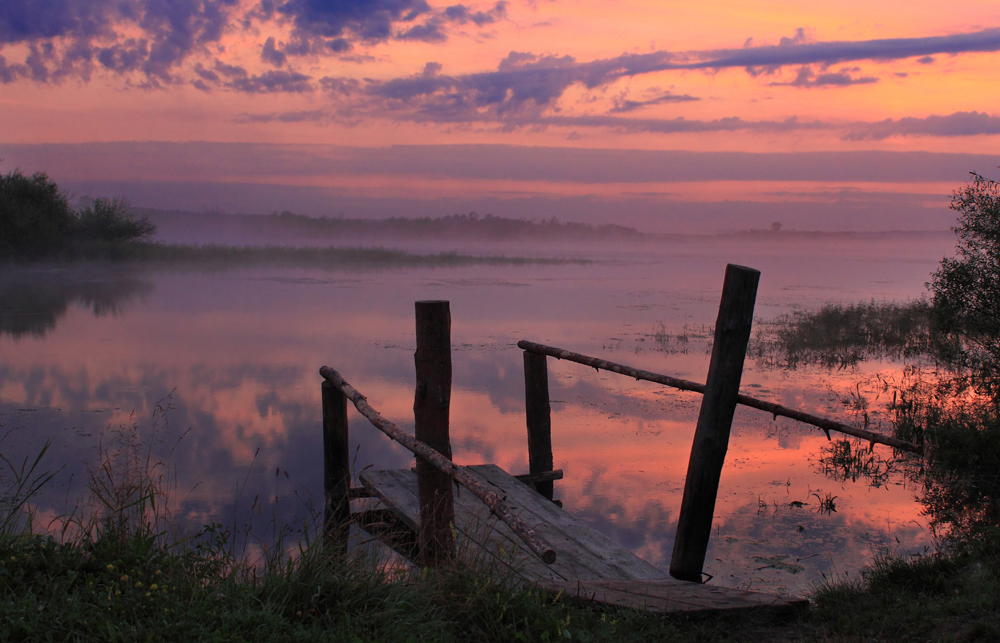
[930,172,1000,394]
[0,169,155,259]
[751,300,933,369]
[76,197,156,244]
[0,169,76,257]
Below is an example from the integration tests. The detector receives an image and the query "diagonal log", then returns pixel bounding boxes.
[319,365,557,565]
[516,340,921,454]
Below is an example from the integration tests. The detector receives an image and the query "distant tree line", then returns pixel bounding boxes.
[1,168,155,259]
[259,210,645,240]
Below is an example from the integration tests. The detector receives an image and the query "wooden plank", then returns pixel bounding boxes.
[360,468,421,533]
[361,465,806,617]
[363,468,564,582]
[361,465,668,582]
[541,579,808,616]
[470,465,668,581]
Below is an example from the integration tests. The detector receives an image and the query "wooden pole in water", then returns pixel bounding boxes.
[670,264,760,582]
[523,351,555,500]
[322,380,351,551]
[413,300,456,566]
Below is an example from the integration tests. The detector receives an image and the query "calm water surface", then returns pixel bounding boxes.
[0,235,954,595]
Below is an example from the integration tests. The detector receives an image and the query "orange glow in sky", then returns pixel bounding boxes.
[1,0,999,227]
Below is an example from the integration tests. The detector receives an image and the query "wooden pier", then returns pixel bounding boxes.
[358,464,807,615]
[319,265,919,617]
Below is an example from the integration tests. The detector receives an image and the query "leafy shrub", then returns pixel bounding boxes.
[0,169,76,257]
[75,197,156,244]
[930,172,1000,393]
[0,167,155,258]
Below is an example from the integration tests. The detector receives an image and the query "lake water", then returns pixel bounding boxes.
[0,233,955,595]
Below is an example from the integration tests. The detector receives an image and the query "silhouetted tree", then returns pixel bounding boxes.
[0,169,75,257]
[1,168,155,258]
[930,171,1000,392]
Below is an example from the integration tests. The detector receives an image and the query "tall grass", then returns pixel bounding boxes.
[750,300,934,369]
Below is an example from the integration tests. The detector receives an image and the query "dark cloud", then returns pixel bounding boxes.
[844,111,1000,140]
[610,91,700,113]
[917,55,936,64]
[208,60,314,93]
[769,66,878,88]
[0,0,112,44]
[0,0,242,84]
[678,27,1000,71]
[341,28,1000,125]
[0,53,27,83]
[261,36,286,66]
[443,2,507,26]
[0,0,511,86]
[396,0,504,41]
[397,19,448,42]
[97,39,150,73]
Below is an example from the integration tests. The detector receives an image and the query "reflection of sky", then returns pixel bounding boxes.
[0,237,946,594]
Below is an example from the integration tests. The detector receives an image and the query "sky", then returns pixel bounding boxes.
[2,0,1000,231]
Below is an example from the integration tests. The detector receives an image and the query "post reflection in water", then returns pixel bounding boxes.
[0,237,951,594]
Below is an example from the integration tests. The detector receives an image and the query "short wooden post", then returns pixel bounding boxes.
[524,351,554,500]
[670,264,760,582]
[322,380,351,551]
[413,300,456,566]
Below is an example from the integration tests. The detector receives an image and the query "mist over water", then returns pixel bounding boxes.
[0,233,955,594]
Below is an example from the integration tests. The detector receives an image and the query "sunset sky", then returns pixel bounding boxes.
[2,0,1000,231]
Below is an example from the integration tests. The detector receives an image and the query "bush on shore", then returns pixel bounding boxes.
[0,168,154,259]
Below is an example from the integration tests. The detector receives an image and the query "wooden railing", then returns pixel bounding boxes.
[516,264,920,583]
[320,264,922,583]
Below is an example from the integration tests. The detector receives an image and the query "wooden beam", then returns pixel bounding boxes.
[515,342,920,454]
[524,351,555,500]
[513,469,564,485]
[413,300,456,566]
[670,264,759,582]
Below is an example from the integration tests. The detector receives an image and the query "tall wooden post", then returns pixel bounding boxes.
[322,380,351,551]
[413,300,456,566]
[523,351,554,500]
[670,264,760,582]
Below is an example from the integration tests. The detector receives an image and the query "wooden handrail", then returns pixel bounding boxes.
[319,366,558,565]
[517,340,922,454]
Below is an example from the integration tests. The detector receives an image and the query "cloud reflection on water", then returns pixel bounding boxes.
[0,239,945,593]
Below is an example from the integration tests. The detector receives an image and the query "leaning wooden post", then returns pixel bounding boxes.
[523,351,555,500]
[670,264,760,582]
[322,380,351,551]
[414,300,456,566]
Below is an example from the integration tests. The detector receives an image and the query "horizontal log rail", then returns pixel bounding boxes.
[516,340,921,455]
[320,365,558,565]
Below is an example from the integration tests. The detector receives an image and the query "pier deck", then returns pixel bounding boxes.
[358,463,808,616]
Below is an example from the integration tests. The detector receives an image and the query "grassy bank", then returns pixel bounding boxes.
[3,427,999,643]
[5,517,1000,642]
